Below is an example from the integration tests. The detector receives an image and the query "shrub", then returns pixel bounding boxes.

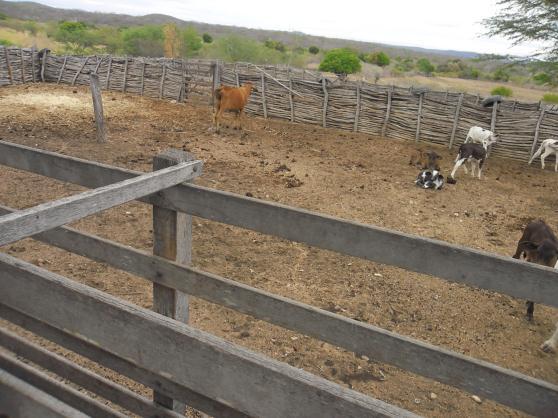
[542,93,558,104]
[308,46,319,54]
[180,27,202,57]
[492,68,510,81]
[416,58,435,75]
[319,48,361,75]
[122,25,165,56]
[491,86,513,97]
[373,51,390,67]
[202,33,213,43]
[533,72,551,85]
[0,12,7,20]
[0,39,11,46]
[22,21,39,36]
[458,67,480,79]
[264,39,286,52]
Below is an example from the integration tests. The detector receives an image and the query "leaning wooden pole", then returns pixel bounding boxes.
[89,73,107,143]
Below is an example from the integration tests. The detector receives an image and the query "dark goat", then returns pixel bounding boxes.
[409,149,442,171]
[512,220,558,321]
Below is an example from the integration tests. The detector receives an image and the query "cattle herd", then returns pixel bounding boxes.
[213,82,558,354]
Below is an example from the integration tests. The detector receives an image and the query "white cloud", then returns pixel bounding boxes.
[11,0,546,56]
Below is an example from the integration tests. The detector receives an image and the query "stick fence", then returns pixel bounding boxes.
[1,46,556,163]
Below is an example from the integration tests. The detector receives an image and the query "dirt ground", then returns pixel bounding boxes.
[1,83,557,417]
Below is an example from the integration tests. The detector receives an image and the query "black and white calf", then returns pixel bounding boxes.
[512,219,558,321]
[464,126,498,150]
[528,138,558,172]
[415,170,444,190]
[450,143,486,179]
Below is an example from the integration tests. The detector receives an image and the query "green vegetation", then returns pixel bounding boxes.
[0,39,11,46]
[533,72,551,85]
[308,46,319,54]
[202,33,212,43]
[319,48,361,75]
[542,93,558,104]
[416,58,434,75]
[180,26,202,56]
[492,67,510,82]
[264,39,286,52]
[491,86,513,97]
[0,12,7,21]
[360,51,390,67]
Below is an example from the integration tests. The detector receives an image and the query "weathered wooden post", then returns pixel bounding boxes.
[415,92,424,142]
[321,78,328,128]
[530,109,546,159]
[449,93,464,149]
[152,149,200,413]
[261,72,268,119]
[89,73,107,143]
[381,86,393,138]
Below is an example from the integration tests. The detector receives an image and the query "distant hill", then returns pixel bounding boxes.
[0,0,480,60]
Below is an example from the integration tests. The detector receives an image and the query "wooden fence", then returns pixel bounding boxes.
[1,46,557,163]
[0,140,557,417]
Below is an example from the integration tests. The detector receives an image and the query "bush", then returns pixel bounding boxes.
[416,58,435,75]
[22,21,39,36]
[308,46,319,54]
[394,56,414,72]
[492,68,510,81]
[201,35,285,64]
[122,25,164,56]
[264,39,286,52]
[0,39,11,46]
[202,33,212,43]
[491,86,513,97]
[0,12,7,20]
[319,48,361,75]
[373,51,390,67]
[180,27,202,57]
[542,93,558,104]
[533,72,551,85]
[458,67,480,79]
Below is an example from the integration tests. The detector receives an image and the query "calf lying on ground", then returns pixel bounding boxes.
[541,323,558,353]
[409,149,442,170]
[464,126,498,150]
[213,82,256,133]
[528,138,558,172]
[450,143,486,179]
[415,170,444,190]
[512,220,558,321]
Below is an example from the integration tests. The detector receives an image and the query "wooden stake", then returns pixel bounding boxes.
[140,62,146,96]
[354,84,361,132]
[122,57,128,92]
[322,78,328,128]
[415,93,423,142]
[530,109,546,158]
[106,56,112,90]
[449,93,464,149]
[3,47,13,84]
[19,48,25,83]
[72,56,90,86]
[40,49,48,82]
[31,47,36,83]
[89,73,107,143]
[56,56,67,84]
[152,149,197,413]
[381,87,393,137]
[261,72,268,119]
[159,64,166,99]
[289,78,295,122]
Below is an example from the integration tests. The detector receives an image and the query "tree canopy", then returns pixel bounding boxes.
[319,48,361,75]
[482,0,558,59]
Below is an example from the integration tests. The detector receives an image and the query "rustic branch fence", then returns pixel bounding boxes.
[1,46,557,163]
[1,141,558,417]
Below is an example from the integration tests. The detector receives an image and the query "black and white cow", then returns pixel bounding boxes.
[415,170,444,190]
[450,143,486,179]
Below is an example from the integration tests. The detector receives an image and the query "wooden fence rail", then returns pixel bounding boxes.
[0,203,556,416]
[0,253,417,418]
[0,141,558,417]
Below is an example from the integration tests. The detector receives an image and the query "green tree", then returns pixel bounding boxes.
[202,33,213,43]
[319,48,361,75]
[371,51,390,67]
[483,0,558,59]
[122,25,164,56]
[416,58,434,75]
[308,46,319,54]
[0,39,11,46]
[180,27,202,57]
[22,21,39,36]
[53,21,99,53]
[0,12,7,20]
[264,39,286,52]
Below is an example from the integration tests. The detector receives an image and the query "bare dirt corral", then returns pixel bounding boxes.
[1,83,558,417]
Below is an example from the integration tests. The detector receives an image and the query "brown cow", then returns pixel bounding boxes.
[409,149,442,171]
[512,219,558,321]
[213,82,256,133]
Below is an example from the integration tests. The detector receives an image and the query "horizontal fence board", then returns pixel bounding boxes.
[0,352,124,418]
[0,141,557,309]
[0,367,89,418]
[3,203,554,417]
[0,305,247,418]
[0,158,202,246]
[0,253,417,418]
[0,328,183,418]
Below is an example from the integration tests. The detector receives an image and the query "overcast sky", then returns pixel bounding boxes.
[17,0,546,56]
